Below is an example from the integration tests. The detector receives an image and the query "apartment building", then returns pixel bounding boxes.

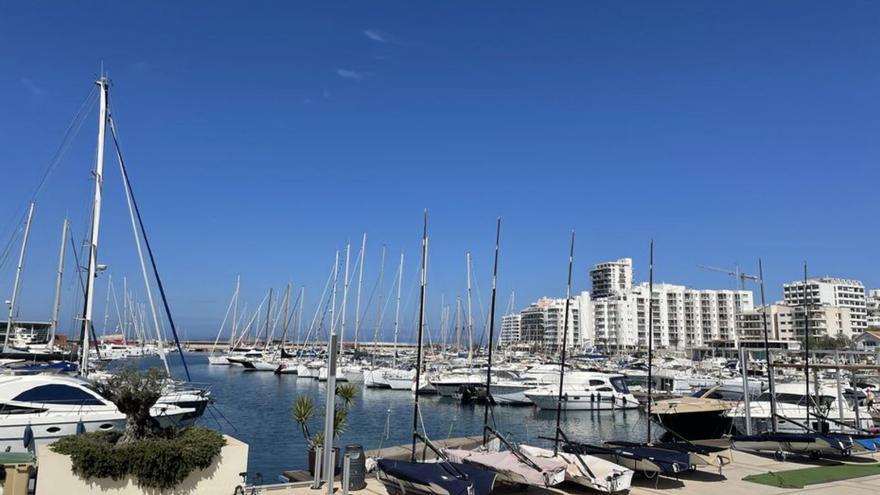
[783,277,867,332]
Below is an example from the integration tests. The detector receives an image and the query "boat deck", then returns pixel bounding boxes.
[265,443,880,495]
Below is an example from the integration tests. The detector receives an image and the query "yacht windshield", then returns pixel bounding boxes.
[610,377,629,394]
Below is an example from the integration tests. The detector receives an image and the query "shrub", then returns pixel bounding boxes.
[52,427,226,490]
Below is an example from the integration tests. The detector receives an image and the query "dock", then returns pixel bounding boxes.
[269,438,880,495]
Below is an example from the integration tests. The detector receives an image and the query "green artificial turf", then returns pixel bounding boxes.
[743,463,880,489]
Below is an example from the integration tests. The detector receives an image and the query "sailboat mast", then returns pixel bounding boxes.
[553,230,575,456]
[758,259,777,433]
[482,218,501,446]
[48,218,69,349]
[4,201,35,351]
[340,242,351,347]
[411,211,429,461]
[264,288,273,350]
[646,240,654,443]
[393,252,404,366]
[80,76,109,375]
[803,263,811,429]
[466,251,474,363]
[231,276,240,347]
[354,233,367,349]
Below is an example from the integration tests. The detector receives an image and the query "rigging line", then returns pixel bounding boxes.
[107,111,190,382]
[0,87,98,269]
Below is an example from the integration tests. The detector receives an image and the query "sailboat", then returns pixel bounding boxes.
[730,262,852,460]
[442,219,567,488]
[375,212,497,495]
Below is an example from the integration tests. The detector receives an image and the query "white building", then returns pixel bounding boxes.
[590,258,633,299]
[867,289,880,328]
[518,297,581,351]
[737,303,853,342]
[783,277,867,332]
[499,313,521,346]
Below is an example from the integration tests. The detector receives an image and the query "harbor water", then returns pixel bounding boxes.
[123,354,648,482]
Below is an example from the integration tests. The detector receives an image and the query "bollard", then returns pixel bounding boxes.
[342,453,351,495]
[312,446,323,489]
[325,448,336,495]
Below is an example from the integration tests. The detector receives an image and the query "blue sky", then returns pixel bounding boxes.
[0,1,877,341]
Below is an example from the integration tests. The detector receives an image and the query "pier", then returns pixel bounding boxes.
[266,437,880,495]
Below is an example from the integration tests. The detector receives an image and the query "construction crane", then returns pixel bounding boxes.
[699,264,760,290]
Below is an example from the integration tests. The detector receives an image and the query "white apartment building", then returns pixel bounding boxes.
[783,277,867,332]
[499,313,521,346]
[518,297,581,351]
[590,258,633,299]
[867,289,880,328]
[737,304,853,342]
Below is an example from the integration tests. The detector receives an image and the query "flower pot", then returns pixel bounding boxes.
[308,447,340,476]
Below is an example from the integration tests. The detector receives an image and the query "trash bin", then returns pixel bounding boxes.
[345,444,366,491]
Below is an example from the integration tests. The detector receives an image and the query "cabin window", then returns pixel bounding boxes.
[13,385,105,406]
[597,387,613,392]
[588,379,605,387]
[0,403,49,414]
[610,377,630,394]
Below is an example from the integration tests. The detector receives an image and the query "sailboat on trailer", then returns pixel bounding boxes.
[375,212,496,495]
[442,219,567,488]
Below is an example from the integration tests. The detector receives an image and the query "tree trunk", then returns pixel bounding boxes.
[117,405,162,444]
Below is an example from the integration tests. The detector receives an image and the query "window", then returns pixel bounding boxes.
[610,377,630,394]
[588,379,605,387]
[13,384,105,406]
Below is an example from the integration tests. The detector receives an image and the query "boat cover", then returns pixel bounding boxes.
[567,443,692,474]
[518,445,633,493]
[444,448,566,486]
[376,459,496,495]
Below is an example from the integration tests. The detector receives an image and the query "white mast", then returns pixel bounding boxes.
[340,242,351,346]
[4,201,36,351]
[330,250,339,336]
[295,286,304,345]
[231,275,240,348]
[80,77,109,375]
[392,252,404,366]
[465,251,474,364]
[48,218,69,349]
[353,232,367,349]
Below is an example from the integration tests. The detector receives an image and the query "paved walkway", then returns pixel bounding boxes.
[261,449,880,495]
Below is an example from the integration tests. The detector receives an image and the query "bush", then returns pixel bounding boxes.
[52,427,226,490]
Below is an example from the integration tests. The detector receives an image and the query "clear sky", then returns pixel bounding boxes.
[0,1,877,342]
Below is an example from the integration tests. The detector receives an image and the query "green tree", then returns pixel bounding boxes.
[95,367,166,444]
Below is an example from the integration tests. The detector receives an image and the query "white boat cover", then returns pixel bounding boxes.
[444,448,566,487]
[519,445,633,493]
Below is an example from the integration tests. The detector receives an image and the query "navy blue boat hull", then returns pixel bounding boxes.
[376,459,496,495]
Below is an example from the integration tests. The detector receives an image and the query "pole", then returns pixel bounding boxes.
[482,218,501,446]
[340,242,351,346]
[739,346,752,435]
[646,240,654,443]
[354,233,366,349]
[80,77,109,375]
[322,332,338,489]
[393,253,403,367]
[411,211,428,462]
[48,219,69,349]
[758,259,777,432]
[553,230,575,456]
[466,252,474,364]
[803,263,811,429]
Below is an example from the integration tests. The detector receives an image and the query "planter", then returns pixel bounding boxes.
[36,434,248,495]
[308,446,340,476]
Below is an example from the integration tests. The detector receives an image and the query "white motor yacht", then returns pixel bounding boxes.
[0,374,196,452]
[525,372,638,411]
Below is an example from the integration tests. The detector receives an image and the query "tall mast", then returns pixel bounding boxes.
[553,230,575,456]
[482,218,501,445]
[4,201,36,351]
[393,252,404,366]
[330,250,339,337]
[803,263,811,429]
[373,244,386,350]
[758,258,777,432]
[231,275,240,347]
[410,211,429,461]
[646,240,655,443]
[280,283,291,345]
[340,242,351,347]
[263,288,273,350]
[466,251,474,363]
[296,286,304,345]
[80,76,109,375]
[354,233,367,349]
[646,239,652,443]
[48,218,70,349]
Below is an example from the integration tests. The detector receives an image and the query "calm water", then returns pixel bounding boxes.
[126,353,648,482]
